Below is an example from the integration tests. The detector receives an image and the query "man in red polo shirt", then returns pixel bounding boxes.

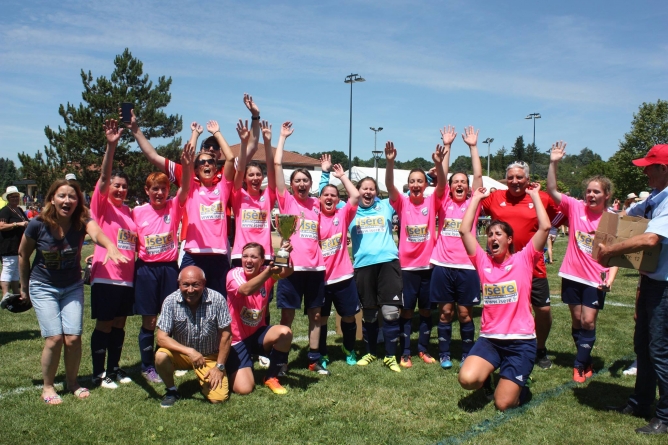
[481,161,561,369]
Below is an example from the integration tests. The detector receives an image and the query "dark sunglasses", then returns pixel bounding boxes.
[196,158,217,166]
[201,144,221,151]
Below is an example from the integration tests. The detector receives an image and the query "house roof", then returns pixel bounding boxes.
[225,143,320,167]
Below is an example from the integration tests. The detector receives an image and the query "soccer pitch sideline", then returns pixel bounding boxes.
[0,240,657,444]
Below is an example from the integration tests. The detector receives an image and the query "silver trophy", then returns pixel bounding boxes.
[600,271,610,292]
[274,214,298,267]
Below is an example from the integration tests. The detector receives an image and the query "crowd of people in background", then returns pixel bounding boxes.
[1,94,667,435]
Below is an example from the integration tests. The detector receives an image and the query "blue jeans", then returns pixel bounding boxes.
[30,280,84,337]
[629,276,668,421]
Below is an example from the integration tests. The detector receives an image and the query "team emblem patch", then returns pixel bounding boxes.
[260,196,265,202]
[333,217,339,226]
[213,188,220,196]
[528,203,534,209]
[314,207,320,215]
[260,287,266,298]
[374,204,380,211]
[421,207,428,216]
[163,215,171,224]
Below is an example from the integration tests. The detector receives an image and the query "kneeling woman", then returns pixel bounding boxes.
[458,183,550,411]
[225,243,293,394]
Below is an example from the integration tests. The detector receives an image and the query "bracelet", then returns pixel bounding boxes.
[251,115,260,121]
[213,130,220,136]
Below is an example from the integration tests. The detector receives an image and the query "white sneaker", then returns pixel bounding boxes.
[175,370,188,377]
[92,373,118,389]
[258,355,270,369]
[111,368,133,384]
[623,360,638,376]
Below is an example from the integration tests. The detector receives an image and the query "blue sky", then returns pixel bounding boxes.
[1,0,666,172]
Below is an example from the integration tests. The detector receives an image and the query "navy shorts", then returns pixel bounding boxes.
[561,278,606,310]
[322,278,361,318]
[430,265,481,306]
[531,277,551,307]
[181,252,230,297]
[469,337,536,387]
[91,283,134,321]
[276,270,325,310]
[134,260,179,316]
[402,269,433,311]
[225,325,271,374]
[354,260,403,308]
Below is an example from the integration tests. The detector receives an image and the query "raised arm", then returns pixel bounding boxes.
[331,163,359,206]
[462,126,483,190]
[274,122,294,195]
[432,144,449,199]
[318,154,332,195]
[188,122,203,152]
[244,93,261,161]
[234,119,250,191]
[526,182,550,252]
[547,141,567,206]
[440,125,456,179]
[206,120,235,182]
[127,109,166,172]
[177,142,195,205]
[261,120,276,191]
[98,119,124,195]
[385,141,400,202]
[459,187,489,255]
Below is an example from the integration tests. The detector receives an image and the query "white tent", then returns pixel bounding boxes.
[263,166,507,195]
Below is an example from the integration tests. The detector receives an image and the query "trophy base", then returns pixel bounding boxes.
[274,255,290,268]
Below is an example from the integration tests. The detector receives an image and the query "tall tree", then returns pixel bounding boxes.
[18,48,182,197]
[608,99,668,197]
[0,158,19,191]
[510,136,526,162]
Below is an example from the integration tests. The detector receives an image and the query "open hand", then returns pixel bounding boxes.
[432,144,448,164]
[281,122,294,138]
[104,119,124,145]
[261,120,272,141]
[550,141,567,162]
[236,119,250,142]
[462,126,479,147]
[440,125,457,146]
[472,187,489,199]
[385,141,397,161]
[331,163,345,179]
[526,181,542,198]
[207,120,220,135]
[244,93,260,116]
[320,154,332,172]
[181,142,196,167]
[190,122,203,135]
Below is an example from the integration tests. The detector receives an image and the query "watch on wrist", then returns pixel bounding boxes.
[216,363,225,372]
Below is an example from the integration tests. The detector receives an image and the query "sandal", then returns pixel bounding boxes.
[43,394,63,405]
[70,387,90,399]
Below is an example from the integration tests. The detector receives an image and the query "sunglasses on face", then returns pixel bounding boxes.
[196,158,216,166]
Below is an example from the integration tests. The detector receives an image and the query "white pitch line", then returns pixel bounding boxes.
[293,330,337,343]
[0,383,63,400]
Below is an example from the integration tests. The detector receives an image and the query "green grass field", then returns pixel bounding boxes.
[0,236,659,444]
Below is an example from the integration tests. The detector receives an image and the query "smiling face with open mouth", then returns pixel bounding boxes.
[506,167,529,198]
[245,165,264,195]
[196,154,216,186]
[109,176,129,207]
[358,178,377,207]
[241,246,264,278]
[52,185,79,220]
[449,173,470,203]
[408,171,427,202]
[487,223,513,262]
[584,180,610,213]
[320,185,339,216]
[291,172,312,200]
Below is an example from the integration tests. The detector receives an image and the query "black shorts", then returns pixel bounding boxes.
[354,259,403,309]
[225,325,271,374]
[133,260,179,316]
[91,283,134,321]
[322,277,361,318]
[276,270,325,310]
[402,269,433,311]
[561,278,606,310]
[531,277,551,307]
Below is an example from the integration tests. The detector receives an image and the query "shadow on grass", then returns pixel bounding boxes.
[550,350,605,371]
[457,387,493,412]
[278,348,329,390]
[572,380,635,411]
[0,329,41,346]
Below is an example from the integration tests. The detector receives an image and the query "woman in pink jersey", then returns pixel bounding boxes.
[385,139,448,368]
[226,242,293,395]
[273,121,329,376]
[231,119,276,265]
[430,126,483,370]
[318,160,360,367]
[180,120,237,296]
[89,119,138,389]
[132,144,194,384]
[547,141,618,383]
[458,183,550,411]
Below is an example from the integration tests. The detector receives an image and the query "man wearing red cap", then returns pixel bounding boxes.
[598,144,668,435]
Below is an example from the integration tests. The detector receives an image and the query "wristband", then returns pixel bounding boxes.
[251,115,260,121]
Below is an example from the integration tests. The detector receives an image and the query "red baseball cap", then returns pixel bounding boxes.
[632,144,668,167]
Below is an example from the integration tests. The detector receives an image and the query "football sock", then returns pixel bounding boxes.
[318,321,329,356]
[340,320,356,353]
[266,348,289,379]
[107,327,125,374]
[575,328,596,367]
[460,320,475,358]
[399,317,412,356]
[571,327,581,346]
[418,315,432,353]
[91,329,110,378]
[307,349,321,364]
[139,327,155,370]
[438,321,452,358]
[383,317,400,358]
[362,321,379,356]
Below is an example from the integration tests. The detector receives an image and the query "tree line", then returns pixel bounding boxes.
[11,49,668,201]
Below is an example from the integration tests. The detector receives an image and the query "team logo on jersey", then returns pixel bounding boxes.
[441,218,462,237]
[528,203,534,209]
[505,265,513,271]
[483,280,519,305]
[448,205,454,210]
[374,204,380,211]
[320,233,343,257]
[199,202,223,220]
[259,195,265,202]
[260,287,266,298]
[421,207,428,216]
[575,230,594,255]
[145,232,175,255]
[164,215,171,224]
[117,229,138,251]
[213,188,220,196]
[333,217,339,226]
[355,215,385,234]
[240,306,263,327]
[241,209,268,229]
[141,220,149,227]
[313,207,320,215]
[500,202,506,206]
[406,224,429,243]
[299,219,318,239]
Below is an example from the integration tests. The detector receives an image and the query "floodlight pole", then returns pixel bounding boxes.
[482,137,494,177]
[344,73,365,177]
[525,112,541,177]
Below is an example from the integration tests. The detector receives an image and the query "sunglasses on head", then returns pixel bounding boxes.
[508,160,528,168]
[196,158,216,166]
[201,144,220,151]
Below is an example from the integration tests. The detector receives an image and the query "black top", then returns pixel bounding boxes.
[0,206,27,256]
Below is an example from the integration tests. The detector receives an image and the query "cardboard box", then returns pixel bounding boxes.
[592,212,660,272]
